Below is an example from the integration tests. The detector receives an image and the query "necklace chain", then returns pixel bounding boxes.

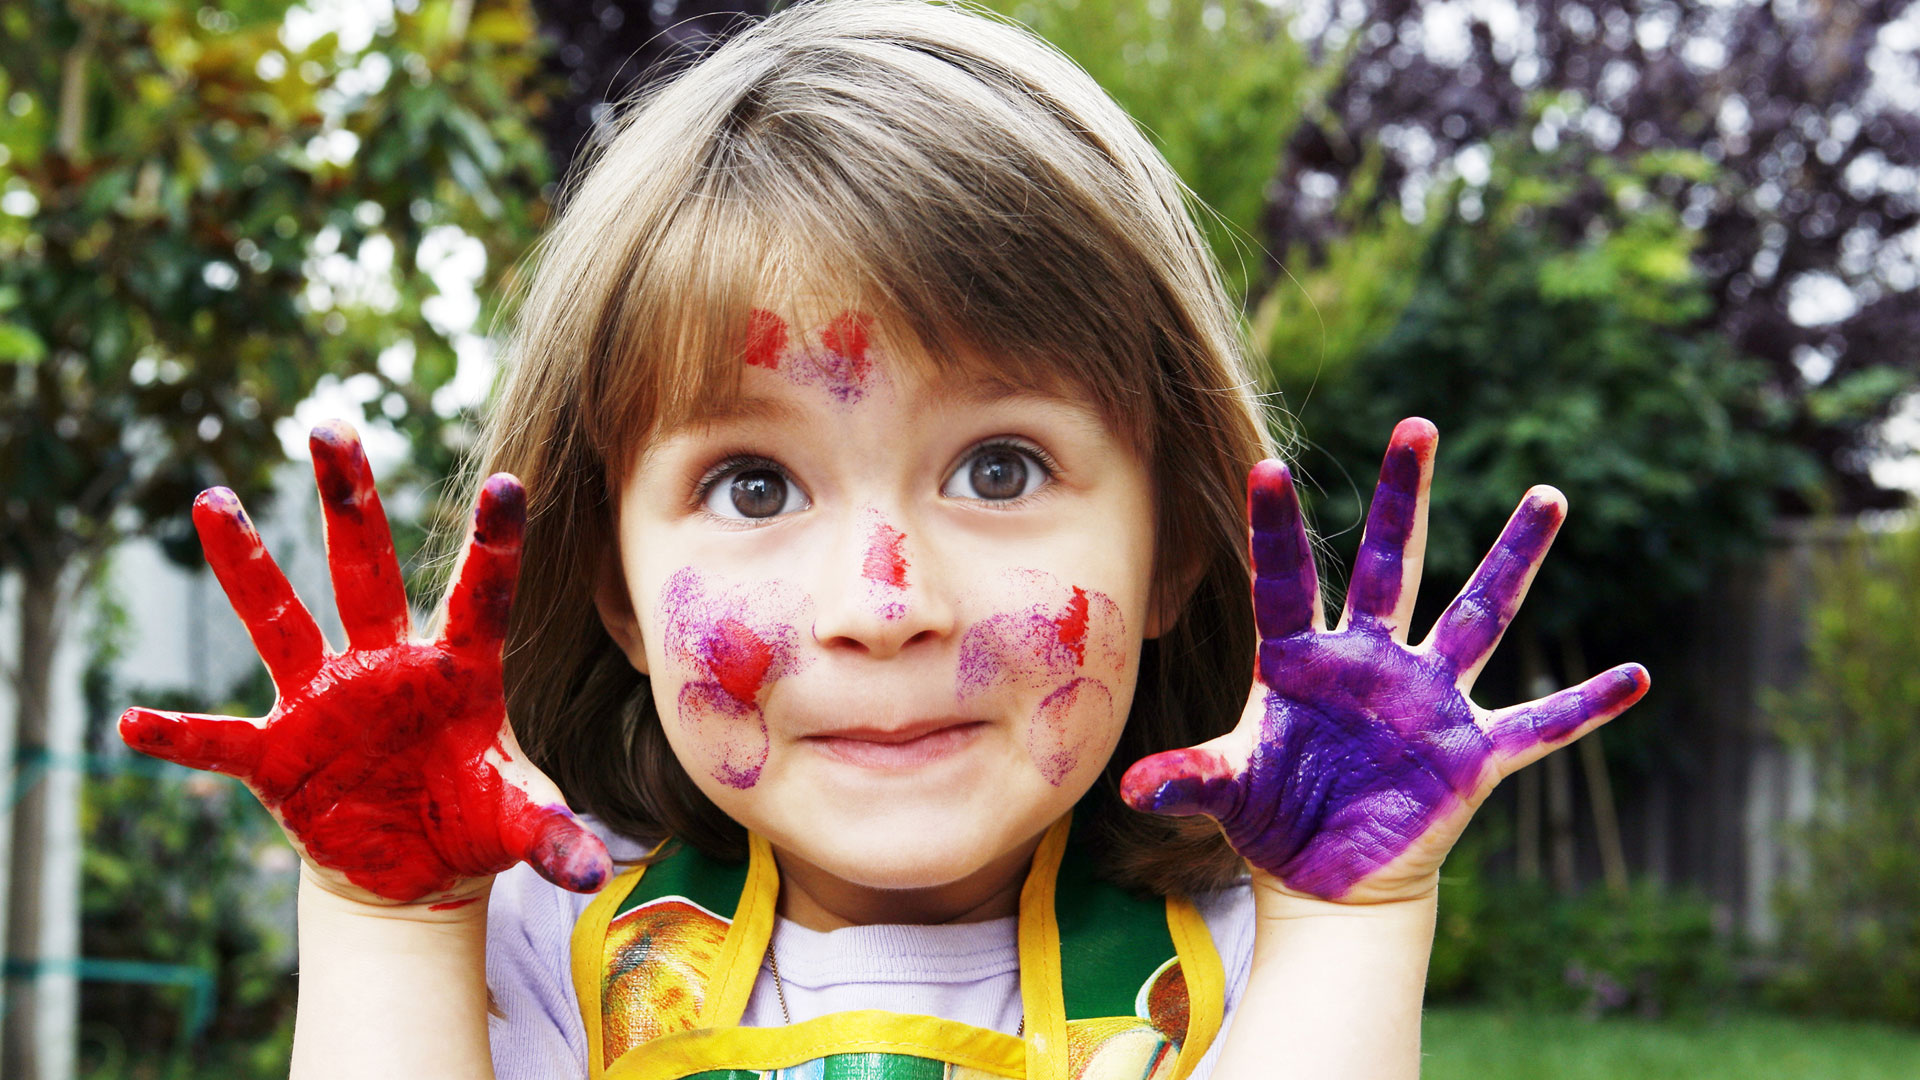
[764,941,1023,1037]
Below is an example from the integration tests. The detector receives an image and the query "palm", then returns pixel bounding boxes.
[120,422,610,905]
[1123,418,1648,903]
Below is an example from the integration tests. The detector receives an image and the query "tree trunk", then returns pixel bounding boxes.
[3,564,82,1080]
[1562,633,1629,896]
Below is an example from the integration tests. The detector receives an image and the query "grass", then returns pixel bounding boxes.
[1422,1007,1920,1079]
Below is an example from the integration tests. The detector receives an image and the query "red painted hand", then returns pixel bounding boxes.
[119,421,611,905]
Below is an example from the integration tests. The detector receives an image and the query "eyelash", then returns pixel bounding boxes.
[955,438,1060,505]
[687,438,1061,517]
[690,453,789,513]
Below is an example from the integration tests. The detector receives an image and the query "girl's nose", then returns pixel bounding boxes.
[810,508,953,657]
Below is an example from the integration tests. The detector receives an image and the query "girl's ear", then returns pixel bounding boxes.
[593,553,650,675]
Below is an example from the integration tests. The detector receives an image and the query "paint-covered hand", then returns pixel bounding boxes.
[1121,418,1648,903]
[118,422,611,906]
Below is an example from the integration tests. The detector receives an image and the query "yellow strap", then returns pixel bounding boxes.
[572,845,663,1080]
[1164,894,1226,1080]
[697,831,780,1028]
[604,1010,1027,1080]
[1016,815,1073,1080]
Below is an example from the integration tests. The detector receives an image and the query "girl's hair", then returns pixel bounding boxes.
[452,0,1276,895]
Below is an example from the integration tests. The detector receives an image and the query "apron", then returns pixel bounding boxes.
[570,816,1226,1080]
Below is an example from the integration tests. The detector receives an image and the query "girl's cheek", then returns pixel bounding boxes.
[656,567,811,789]
[955,569,1128,785]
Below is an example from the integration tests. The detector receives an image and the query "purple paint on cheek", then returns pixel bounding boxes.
[1028,677,1112,786]
[657,568,808,789]
[955,573,1124,697]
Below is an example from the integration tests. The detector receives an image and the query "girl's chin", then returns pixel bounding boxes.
[752,788,1068,894]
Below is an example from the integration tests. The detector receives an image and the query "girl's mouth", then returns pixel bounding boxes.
[802,719,986,770]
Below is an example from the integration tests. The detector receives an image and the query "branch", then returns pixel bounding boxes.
[56,1,102,159]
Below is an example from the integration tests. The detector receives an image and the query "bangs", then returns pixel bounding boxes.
[575,36,1178,485]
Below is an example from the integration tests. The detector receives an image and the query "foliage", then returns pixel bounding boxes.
[1767,523,1920,1025]
[1266,0,1920,514]
[80,672,294,1078]
[0,0,551,594]
[1430,822,1736,1018]
[1258,130,1812,658]
[1423,1006,1920,1080]
[987,0,1325,299]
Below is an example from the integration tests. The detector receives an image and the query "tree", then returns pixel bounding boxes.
[0,0,551,1073]
[1266,0,1920,513]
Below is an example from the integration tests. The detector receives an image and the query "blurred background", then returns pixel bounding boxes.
[1,0,1917,1076]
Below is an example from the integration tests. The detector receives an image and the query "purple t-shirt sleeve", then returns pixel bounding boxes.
[486,859,593,1078]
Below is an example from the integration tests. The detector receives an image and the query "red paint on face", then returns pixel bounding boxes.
[743,308,788,370]
[862,519,909,590]
[1052,586,1090,666]
[704,618,775,704]
[820,310,873,385]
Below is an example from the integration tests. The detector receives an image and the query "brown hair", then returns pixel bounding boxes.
[446,0,1275,895]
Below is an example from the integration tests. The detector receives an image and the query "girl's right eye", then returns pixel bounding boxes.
[701,463,810,521]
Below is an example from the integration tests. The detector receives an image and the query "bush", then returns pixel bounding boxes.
[1766,524,1920,1025]
[1431,822,1737,1018]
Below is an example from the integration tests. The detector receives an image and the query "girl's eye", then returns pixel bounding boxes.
[942,443,1051,502]
[703,466,809,520]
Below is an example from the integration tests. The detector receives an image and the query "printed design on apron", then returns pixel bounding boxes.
[604,897,733,1061]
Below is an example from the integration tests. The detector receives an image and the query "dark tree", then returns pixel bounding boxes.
[529,0,774,182]
[1271,0,1920,512]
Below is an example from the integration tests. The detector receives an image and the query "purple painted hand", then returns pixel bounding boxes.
[1121,418,1649,903]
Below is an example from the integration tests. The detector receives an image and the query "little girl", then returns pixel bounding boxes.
[119,3,1649,1078]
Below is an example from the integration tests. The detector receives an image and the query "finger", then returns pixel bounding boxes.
[511,807,612,894]
[1120,746,1245,822]
[1485,663,1650,773]
[119,706,265,777]
[1426,486,1567,685]
[1341,417,1437,639]
[1248,460,1323,640]
[310,420,411,651]
[438,474,526,660]
[193,487,328,686]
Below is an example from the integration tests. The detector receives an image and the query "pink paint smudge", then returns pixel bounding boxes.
[861,511,909,620]
[658,568,808,789]
[955,572,1123,697]
[1028,677,1113,786]
[736,309,881,404]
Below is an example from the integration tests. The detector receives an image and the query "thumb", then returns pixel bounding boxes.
[513,807,612,894]
[1121,744,1246,823]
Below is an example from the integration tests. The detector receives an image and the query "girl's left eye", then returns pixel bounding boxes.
[942,442,1053,502]
[701,461,810,520]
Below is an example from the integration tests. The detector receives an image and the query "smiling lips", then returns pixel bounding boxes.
[802,719,986,770]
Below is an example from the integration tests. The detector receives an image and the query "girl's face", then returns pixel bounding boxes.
[597,307,1160,912]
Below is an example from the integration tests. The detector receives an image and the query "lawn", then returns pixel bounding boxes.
[1422,1007,1920,1079]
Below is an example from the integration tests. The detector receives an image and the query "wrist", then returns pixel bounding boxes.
[1248,866,1438,924]
[298,864,494,928]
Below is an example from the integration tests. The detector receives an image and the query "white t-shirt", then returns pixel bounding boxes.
[485,825,1257,1080]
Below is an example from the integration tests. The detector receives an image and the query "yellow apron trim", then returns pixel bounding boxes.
[604,1009,1028,1080]
[573,841,667,1080]
[1016,816,1073,1080]
[1163,894,1225,1080]
[697,832,780,1029]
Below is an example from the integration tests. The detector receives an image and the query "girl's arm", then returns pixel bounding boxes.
[291,875,496,1079]
[117,422,610,1078]
[1125,418,1648,1079]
